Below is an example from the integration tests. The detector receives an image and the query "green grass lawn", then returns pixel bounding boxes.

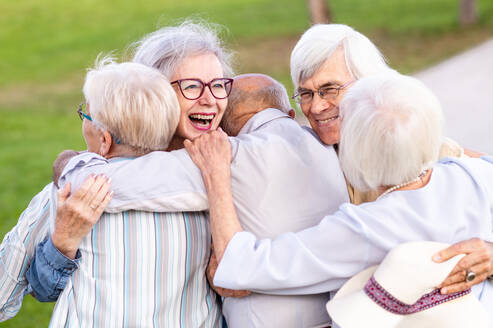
[1,0,492,326]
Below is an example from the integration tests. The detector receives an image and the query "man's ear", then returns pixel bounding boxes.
[99,130,113,157]
[288,109,296,119]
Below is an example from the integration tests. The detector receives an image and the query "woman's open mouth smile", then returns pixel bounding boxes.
[188,113,216,131]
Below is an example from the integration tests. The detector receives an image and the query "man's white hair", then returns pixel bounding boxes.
[290,24,396,90]
[131,20,234,79]
[338,74,443,191]
[83,57,180,153]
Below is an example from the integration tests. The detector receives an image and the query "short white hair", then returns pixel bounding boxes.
[132,20,234,79]
[290,24,396,90]
[83,56,180,152]
[338,74,443,191]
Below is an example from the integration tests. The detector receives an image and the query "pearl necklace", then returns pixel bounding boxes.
[377,170,428,201]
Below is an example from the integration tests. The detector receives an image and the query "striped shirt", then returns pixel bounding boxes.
[0,183,56,321]
[50,210,221,328]
[0,165,221,326]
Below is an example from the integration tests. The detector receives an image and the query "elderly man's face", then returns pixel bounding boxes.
[297,48,353,145]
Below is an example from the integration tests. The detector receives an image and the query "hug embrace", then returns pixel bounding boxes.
[1,20,492,328]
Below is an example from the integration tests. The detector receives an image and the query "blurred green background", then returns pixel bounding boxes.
[1,0,492,326]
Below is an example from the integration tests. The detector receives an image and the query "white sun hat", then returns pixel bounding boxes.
[326,241,489,328]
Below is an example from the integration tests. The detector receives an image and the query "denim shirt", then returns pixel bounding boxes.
[26,238,80,302]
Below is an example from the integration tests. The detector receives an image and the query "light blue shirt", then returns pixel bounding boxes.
[214,156,493,323]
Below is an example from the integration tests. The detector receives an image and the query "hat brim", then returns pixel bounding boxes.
[326,266,489,328]
[327,266,402,328]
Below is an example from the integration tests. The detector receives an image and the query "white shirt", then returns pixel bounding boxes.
[214,156,493,323]
[68,108,350,328]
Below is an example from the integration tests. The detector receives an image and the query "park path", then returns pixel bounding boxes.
[415,38,493,155]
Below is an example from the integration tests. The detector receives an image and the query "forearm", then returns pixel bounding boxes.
[60,151,207,213]
[203,172,242,262]
[0,184,55,321]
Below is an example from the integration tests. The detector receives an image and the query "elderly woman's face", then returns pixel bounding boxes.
[297,47,353,146]
[170,53,228,142]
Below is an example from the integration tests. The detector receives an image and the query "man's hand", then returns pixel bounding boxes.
[51,175,113,259]
[207,244,251,298]
[53,150,79,188]
[433,238,493,294]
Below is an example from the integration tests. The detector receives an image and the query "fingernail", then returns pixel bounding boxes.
[441,288,447,294]
[432,254,441,262]
[109,191,114,197]
[107,177,112,184]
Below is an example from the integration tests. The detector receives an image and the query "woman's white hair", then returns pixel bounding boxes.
[131,20,234,79]
[83,56,180,153]
[338,74,443,191]
[290,24,396,90]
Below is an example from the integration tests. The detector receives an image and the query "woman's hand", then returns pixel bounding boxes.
[51,175,113,259]
[184,128,232,187]
[433,238,493,294]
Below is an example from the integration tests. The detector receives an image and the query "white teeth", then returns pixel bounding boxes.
[189,114,215,120]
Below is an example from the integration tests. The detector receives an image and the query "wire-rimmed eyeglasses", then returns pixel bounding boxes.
[77,103,121,144]
[292,80,355,106]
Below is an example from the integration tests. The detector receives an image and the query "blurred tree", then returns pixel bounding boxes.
[306,0,332,24]
[459,0,477,25]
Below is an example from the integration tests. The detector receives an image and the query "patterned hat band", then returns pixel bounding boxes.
[364,275,471,315]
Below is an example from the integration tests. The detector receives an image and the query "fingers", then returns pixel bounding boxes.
[72,174,97,201]
[437,239,493,294]
[458,249,490,273]
[441,272,489,294]
[93,190,113,219]
[185,130,232,171]
[87,177,112,211]
[211,285,251,298]
[433,238,485,262]
[440,260,489,288]
[57,182,71,204]
[83,175,110,205]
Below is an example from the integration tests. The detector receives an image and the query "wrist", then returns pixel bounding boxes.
[203,170,231,188]
[51,234,78,260]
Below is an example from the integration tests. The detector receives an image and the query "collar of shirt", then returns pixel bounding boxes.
[238,108,291,135]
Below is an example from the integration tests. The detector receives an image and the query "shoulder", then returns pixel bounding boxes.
[439,137,464,159]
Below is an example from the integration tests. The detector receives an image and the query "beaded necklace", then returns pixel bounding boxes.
[377,170,428,201]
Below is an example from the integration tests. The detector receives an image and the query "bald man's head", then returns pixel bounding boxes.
[220,74,294,136]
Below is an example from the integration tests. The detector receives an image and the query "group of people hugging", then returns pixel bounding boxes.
[1,19,493,328]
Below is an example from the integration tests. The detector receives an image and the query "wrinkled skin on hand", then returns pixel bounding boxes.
[434,238,493,294]
[207,243,251,298]
[51,175,113,259]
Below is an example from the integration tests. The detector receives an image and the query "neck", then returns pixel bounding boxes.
[167,136,185,151]
[104,144,148,159]
[377,169,433,199]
